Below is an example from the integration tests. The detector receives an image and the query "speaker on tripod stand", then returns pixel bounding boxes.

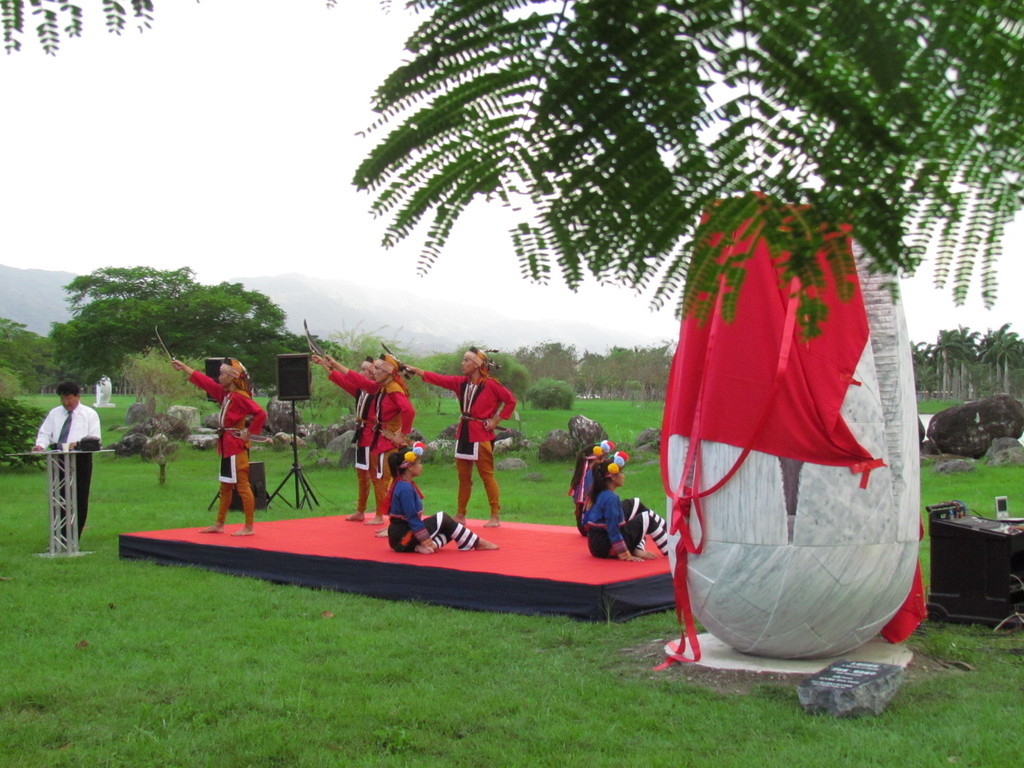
[268,353,319,510]
[203,358,223,402]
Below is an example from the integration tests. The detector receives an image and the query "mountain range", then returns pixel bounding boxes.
[0,265,674,354]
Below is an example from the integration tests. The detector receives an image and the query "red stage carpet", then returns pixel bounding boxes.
[119,516,674,621]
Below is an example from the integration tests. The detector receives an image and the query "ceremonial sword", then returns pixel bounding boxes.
[155,326,174,360]
[304,319,327,358]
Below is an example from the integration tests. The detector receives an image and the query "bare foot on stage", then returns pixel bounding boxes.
[198,524,224,534]
[454,514,467,525]
[232,527,255,536]
[365,515,386,526]
[415,543,436,554]
[346,512,366,522]
[484,516,501,528]
[635,550,657,560]
[474,539,499,550]
[375,528,389,538]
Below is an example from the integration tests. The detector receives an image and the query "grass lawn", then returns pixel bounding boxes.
[2,395,1023,767]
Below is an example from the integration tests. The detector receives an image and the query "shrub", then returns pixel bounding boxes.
[0,396,46,466]
[0,368,22,398]
[526,378,574,410]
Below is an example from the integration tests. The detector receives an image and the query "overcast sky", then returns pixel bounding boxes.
[0,0,1020,347]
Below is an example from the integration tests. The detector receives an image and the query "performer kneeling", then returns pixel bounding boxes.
[386,445,498,554]
[583,452,669,562]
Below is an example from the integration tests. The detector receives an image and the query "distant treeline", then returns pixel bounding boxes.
[2,265,1021,406]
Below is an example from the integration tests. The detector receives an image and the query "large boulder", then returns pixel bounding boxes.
[538,429,576,461]
[167,405,201,432]
[635,427,661,453]
[567,414,606,447]
[926,395,1024,458]
[124,401,153,427]
[186,434,218,450]
[266,398,301,435]
[273,431,306,450]
[127,414,190,442]
[141,433,178,462]
[495,427,527,450]
[332,430,356,468]
[113,432,148,457]
[985,437,1024,466]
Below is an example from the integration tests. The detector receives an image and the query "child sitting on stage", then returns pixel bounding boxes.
[385,444,499,554]
[569,439,616,535]
[582,452,669,562]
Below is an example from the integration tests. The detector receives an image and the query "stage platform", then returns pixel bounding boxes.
[119,517,674,621]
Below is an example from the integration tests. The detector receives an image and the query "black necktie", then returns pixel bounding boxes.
[57,412,73,445]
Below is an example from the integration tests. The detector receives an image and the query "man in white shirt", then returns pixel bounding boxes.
[33,382,102,537]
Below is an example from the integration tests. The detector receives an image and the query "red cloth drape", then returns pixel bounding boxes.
[661,226,876,470]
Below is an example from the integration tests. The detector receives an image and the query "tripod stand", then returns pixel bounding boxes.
[268,400,319,510]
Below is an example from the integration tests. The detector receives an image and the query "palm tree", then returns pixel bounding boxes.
[911,341,938,396]
[979,323,1023,395]
[934,326,980,400]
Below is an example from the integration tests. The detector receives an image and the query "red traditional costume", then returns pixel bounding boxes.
[368,375,415,516]
[188,366,267,530]
[328,368,377,516]
[419,365,516,520]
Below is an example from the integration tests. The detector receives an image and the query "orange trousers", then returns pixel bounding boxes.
[456,441,500,516]
[216,451,254,526]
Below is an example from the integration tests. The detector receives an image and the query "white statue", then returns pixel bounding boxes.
[662,235,920,661]
[94,376,114,407]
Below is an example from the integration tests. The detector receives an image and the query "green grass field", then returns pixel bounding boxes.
[2,395,1023,767]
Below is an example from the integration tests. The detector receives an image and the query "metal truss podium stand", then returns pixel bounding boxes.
[9,449,112,557]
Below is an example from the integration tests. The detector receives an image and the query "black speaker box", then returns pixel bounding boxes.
[204,358,225,403]
[229,461,269,512]
[277,353,311,401]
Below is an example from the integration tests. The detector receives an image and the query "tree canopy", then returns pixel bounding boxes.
[51,266,303,386]
[9,2,1022,337]
[354,0,1024,334]
[2,1,155,55]
[0,317,54,394]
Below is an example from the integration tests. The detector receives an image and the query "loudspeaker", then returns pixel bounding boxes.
[276,353,311,401]
[229,461,269,512]
[204,358,225,403]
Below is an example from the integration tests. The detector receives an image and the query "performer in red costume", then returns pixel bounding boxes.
[407,347,516,527]
[171,357,267,536]
[365,353,416,525]
[312,354,378,522]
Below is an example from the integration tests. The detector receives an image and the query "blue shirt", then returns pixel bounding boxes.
[389,480,426,534]
[582,488,627,553]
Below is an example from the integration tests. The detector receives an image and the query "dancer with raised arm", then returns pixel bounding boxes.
[171,357,266,536]
[406,347,516,527]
